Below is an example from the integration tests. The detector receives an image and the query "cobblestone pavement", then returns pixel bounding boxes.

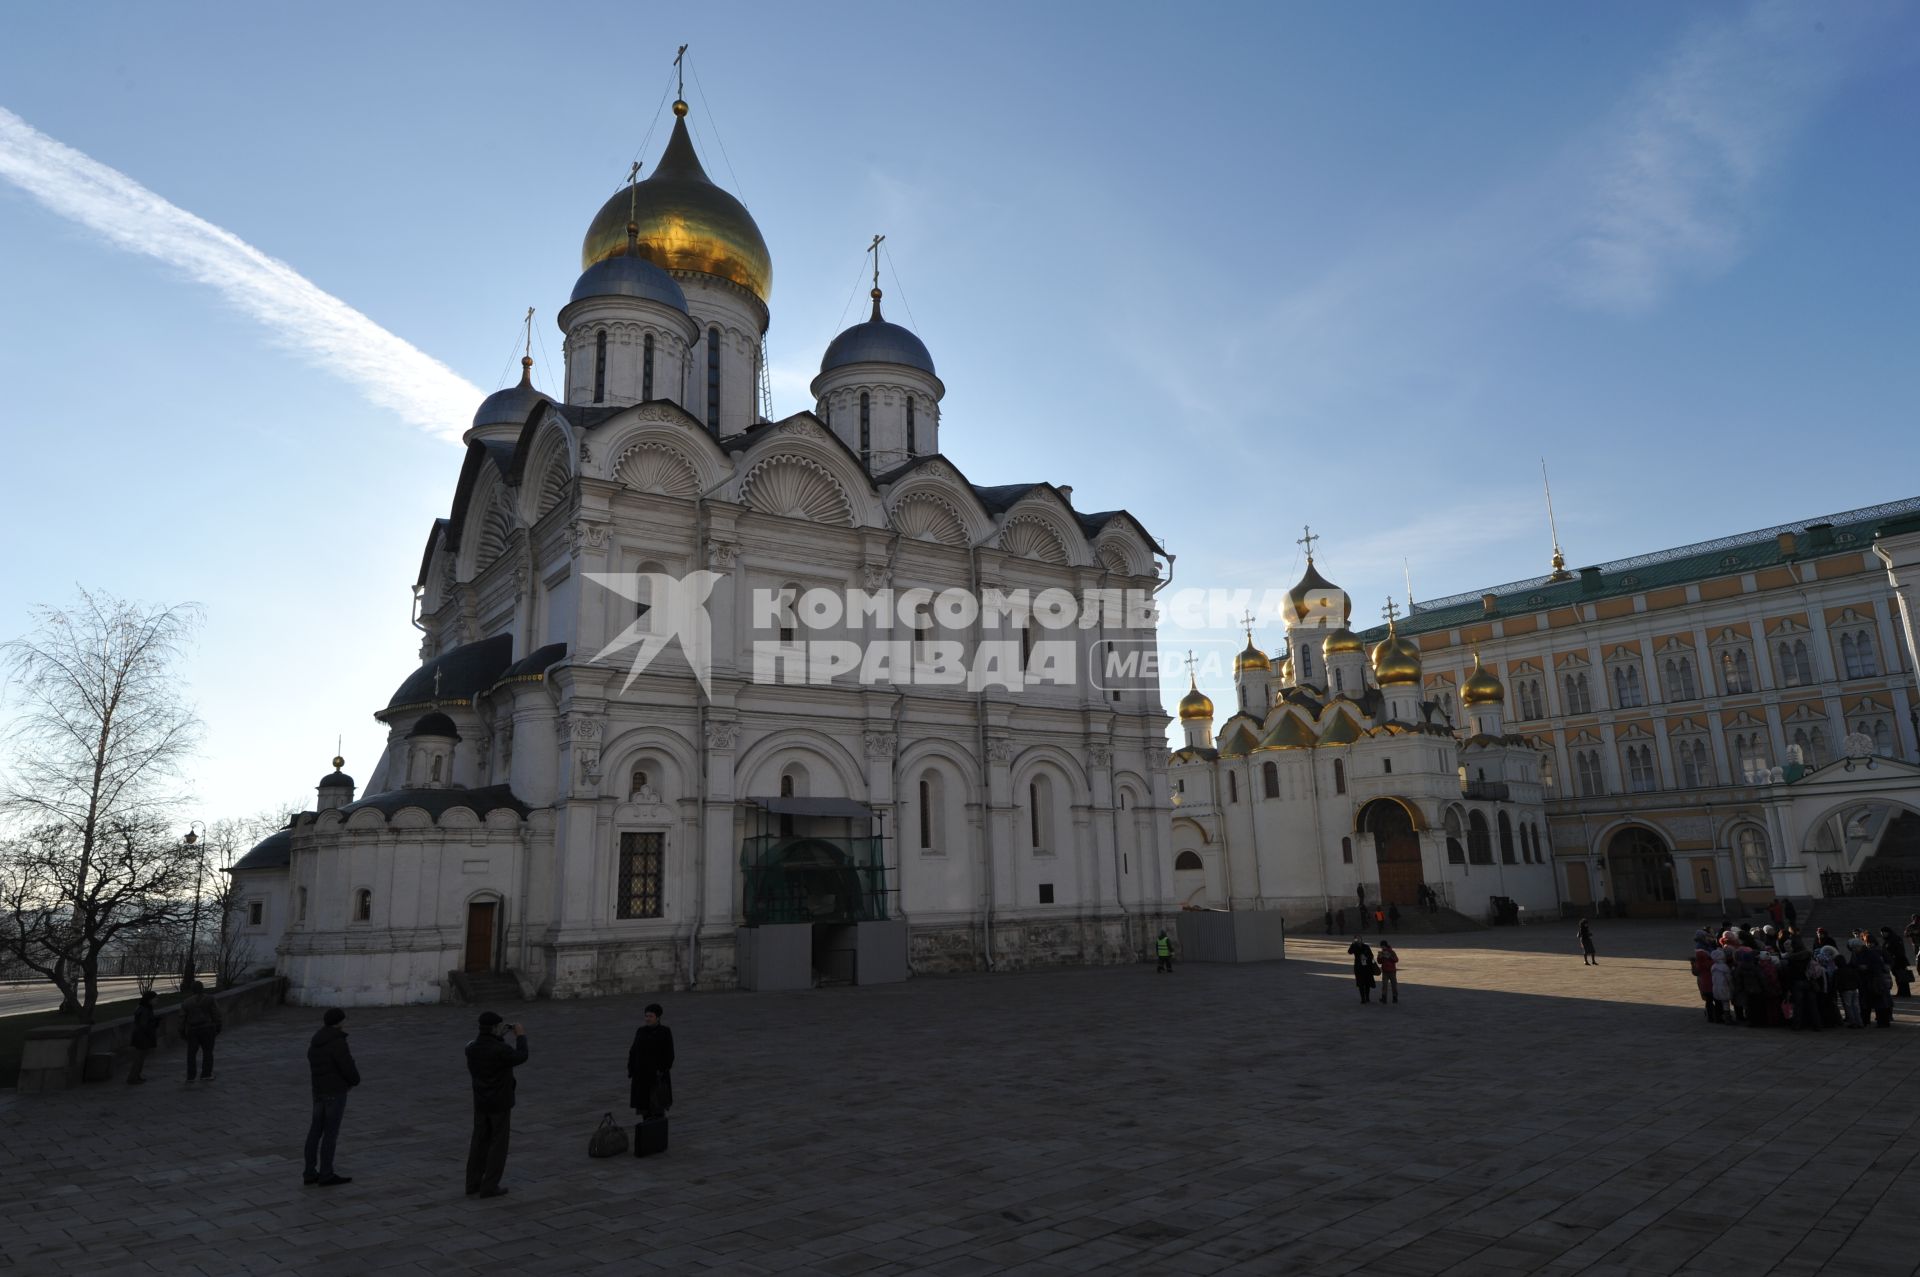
[3,920,1917,1276]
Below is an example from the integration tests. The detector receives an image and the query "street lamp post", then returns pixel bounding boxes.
[181,823,205,990]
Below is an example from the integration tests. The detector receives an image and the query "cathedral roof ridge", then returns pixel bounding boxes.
[335,783,534,824]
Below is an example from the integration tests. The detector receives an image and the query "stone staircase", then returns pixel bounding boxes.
[1316,907,1486,937]
[448,970,526,1006]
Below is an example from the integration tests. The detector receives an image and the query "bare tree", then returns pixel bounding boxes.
[0,591,202,1015]
[203,813,287,989]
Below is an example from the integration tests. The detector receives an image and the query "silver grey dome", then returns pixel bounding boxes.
[820,296,935,377]
[471,368,553,430]
[569,254,690,312]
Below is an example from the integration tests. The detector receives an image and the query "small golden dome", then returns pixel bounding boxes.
[1235,639,1270,674]
[581,103,772,302]
[1322,626,1364,656]
[1371,626,1422,687]
[1178,682,1214,722]
[1278,654,1294,684]
[1461,653,1506,707]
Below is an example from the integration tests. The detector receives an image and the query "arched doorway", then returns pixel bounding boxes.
[1360,799,1426,906]
[1606,826,1676,917]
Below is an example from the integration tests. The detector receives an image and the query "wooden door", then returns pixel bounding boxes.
[1565,863,1592,907]
[464,902,496,973]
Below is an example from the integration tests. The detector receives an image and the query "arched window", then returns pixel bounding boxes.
[705,326,722,432]
[1855,630,1877,677]
[1735,825,1771,886]
[1174,850,1203,871]
[642,333,655,401]
[1467,811,1493,864]
[430,755,442,783]
[1333,667,1344,692]
[1228,770,1239,803]
[1341,836,1353,864]
[1498,812,1516,863]
[1262,760,1279,799]
[777,582,799,645]
[1565,672,1592,714]
[1873,718,1894,757]
[1444,808,1466,865]
[1519,823,1532,863]
[1333,758,1346,795]
[1532,821,1544,860]
[354,889,371,923]
[1721,648,1754,694]
[593,329,607,403]
[906,394,916,454]
[859,392,871,459]
[1029,777,1052,849]
[918,773,939,850]
[1575,749,1603,797]
[629,768,650,797]
[778,769,798,837]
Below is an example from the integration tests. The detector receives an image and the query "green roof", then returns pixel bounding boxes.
[1362,497,1919,642]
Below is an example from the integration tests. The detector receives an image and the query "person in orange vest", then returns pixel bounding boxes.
[1373,906,1386,934]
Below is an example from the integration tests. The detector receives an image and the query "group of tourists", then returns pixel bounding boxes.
[295,1001,675,1195]
[123,980,223,1085]
[1687,913,1917,1030]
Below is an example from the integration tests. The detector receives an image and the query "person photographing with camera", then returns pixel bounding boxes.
[465,1012,529,1198]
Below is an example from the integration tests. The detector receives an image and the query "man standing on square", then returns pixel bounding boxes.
[304,1008,359,1186]
[465,1012,529,1198]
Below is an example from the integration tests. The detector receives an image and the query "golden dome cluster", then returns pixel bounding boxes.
[581,100,773,303]
[1461,653,1506,707]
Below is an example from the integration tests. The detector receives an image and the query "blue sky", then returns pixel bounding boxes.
[1,2,1915,826]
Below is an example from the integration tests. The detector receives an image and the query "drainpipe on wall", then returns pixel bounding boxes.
[968,538,996,971]
[686,475,735,989]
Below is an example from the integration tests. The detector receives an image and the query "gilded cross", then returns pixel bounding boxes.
[1382,598,1399,627]
[674,44,688,99]
[1297,525,1319,560]
[1183,649,1199,682]
[868,233,886,292]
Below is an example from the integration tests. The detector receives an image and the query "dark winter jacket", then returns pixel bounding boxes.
[627,1023,676,1113]
[307,1025,361,1096]
[466,1031,529,1113]
[130,1002,159,1049]
[1347,939,1376,988]
[181,991,223,1033]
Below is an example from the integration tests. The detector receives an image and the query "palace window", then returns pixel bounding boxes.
[642,333,655,401]
[1499,812,1516,864]
[354,889,372,923]
[1563,672,1592,715]
[616,832,664,919]
[1612,664,1644,709]
[1841,630,1879,679]
[1664,657,1697,701]
[1625,743,1657,793]
[1516,678,1543,720]
[1790,727,1828,768]
[1574,749,1604,797]
[1333,759,1346,795]
[1777,638,1813,687]
[1678,738,1711,787]
[1444,809,1466,865]
[705,326,722,432]
[1262,760,1279,799]
[1718,648,1754,694]
[593,329,607,403]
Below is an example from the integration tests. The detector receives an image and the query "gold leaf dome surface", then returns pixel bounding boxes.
[1322,626,1364,656]
[1281,559,1351,627]
[1461,654,1506,706]
[1371,628,1422,687]
[581,104,773,303]
[1178,684,1215,721]
[1234,640,1270,674]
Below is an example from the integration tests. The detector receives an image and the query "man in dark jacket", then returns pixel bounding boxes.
[465,1012,528,1198]
[181,981,222,1081]
[627,1003,675,1121]
[304,1008,360,1186]
[127,988,159,1084]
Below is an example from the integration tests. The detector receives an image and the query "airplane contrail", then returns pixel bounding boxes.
[0,106,481,441]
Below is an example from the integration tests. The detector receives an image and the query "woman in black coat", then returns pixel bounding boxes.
[627,1003,675,1120]
[1346,937,1376,1004]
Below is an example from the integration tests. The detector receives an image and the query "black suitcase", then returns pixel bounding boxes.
[634,1117,669,1157]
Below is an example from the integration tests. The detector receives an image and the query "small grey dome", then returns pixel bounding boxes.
[407,711,461,741]
[318,771,355,790]
[471,361,553,431]
[820,312,936,377]
[569,254,690,312]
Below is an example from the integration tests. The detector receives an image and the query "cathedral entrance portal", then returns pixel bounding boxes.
[464,901,497,973]
[1360,799,1426,907]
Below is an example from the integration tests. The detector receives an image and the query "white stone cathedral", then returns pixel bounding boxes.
[1167,551,1560,924]
[230,97,1174,1005]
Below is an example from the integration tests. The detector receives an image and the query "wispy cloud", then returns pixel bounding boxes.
[1556,0,1893,312]
[0,106,479,440]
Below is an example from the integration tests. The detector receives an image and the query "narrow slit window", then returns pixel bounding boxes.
[593,329,608,403]
[706,326,721,432]
[642,333,655,401]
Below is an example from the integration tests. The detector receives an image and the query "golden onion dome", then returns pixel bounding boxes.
[1461,653,1506,707]
[581,100,773,303]
[1370,627,1422,687]
[1234,639,1271,674]
[1178,681,1214,722]
[1281,559,1351,627]
[1322,626,1364,656]
[1278,654,1294,684]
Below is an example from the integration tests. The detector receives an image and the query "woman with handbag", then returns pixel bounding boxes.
[627,1003,675,1120]
[1346,936,1377,1004]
